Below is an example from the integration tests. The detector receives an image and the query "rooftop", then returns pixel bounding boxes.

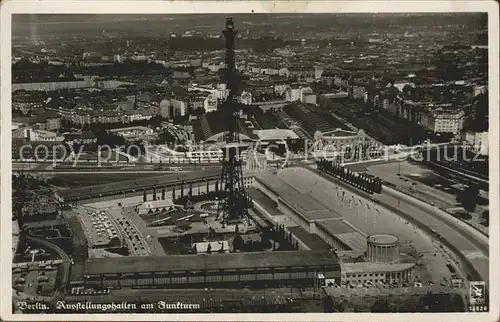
[247,188,283,218]
[255,172,342,221]
[367,234,399,245]
[108,126,151,133]
[287,226,332,251]
[316,219,361,235]
[254,129,299,141]
[321,129,359,138]
[22,219,66,230]
[139,199,175,210]
[193,109,258,142]
[342,261,415,274]
[316,219,368,252]
[334,232,368,253]
[83,250,338,275]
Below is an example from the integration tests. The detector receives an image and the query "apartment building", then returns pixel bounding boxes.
[421,109,465,134]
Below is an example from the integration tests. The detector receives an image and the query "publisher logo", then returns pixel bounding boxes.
[469,281,486,305]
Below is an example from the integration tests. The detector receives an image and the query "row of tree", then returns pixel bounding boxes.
[317,159,383,193]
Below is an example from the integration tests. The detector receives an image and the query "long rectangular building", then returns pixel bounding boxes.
[70,251,341,289]
[253,172,342,233]
[253,172,368,253]
[255,173,342,221]
[315,219,367,253]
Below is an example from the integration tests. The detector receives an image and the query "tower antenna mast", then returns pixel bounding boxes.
[216,17,252,226]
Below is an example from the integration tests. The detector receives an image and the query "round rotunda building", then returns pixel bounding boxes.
[366,234,400,263]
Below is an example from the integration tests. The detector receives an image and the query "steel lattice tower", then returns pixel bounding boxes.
[216,17,251,225]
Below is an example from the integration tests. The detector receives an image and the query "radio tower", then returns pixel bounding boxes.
[216,17,252,226]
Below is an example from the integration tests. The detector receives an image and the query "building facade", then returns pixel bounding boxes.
[421,109,465,134]
[465,131,489,156]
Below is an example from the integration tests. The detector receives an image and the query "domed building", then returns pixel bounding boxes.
[316,128,368,148]
[339,233,415,287]
[312,128,382,161]
[366,234,400,263]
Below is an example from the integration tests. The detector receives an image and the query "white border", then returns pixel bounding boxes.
[1,1,498,321]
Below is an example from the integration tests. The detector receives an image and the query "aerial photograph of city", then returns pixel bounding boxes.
[5,9,493,316]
